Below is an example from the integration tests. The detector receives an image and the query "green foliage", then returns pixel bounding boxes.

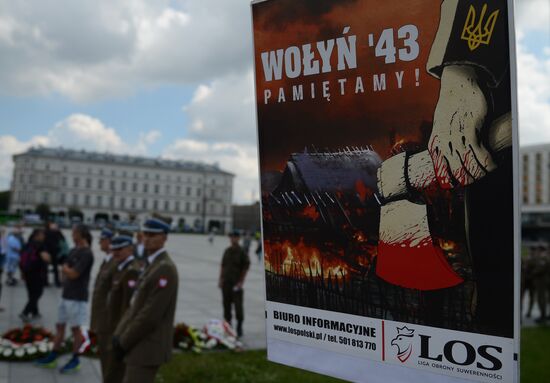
[521,326,550,383]
[35,203,51,220]
[0,190,10,211]
[158,350,344,383]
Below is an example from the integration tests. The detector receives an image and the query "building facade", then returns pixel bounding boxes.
[10,147,234,233]
[520,144,550,240]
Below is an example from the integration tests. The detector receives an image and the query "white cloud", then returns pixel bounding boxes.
[0,135,49,190]
[0,0,253,102]
[164,139,259,203]
[516,0,550,34]
[517,42,550,145]
[184,71,256,144]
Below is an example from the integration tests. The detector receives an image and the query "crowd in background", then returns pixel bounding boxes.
[521,243,550,324]
[0,219,257,382]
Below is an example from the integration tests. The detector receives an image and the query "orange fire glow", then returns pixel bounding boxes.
[264,238,349,280]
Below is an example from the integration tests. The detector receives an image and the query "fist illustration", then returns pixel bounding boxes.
[428,65,496,189]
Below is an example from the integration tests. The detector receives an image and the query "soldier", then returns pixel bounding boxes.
[521,246,537,318]
[90,228,116,378]
[218,230,250,337]
[534,244,550,324]
[112,215,178,383]
[105,234,140,383]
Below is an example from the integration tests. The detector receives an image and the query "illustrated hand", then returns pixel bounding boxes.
[428,65,496,189]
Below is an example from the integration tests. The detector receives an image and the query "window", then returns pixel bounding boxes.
[61,177,67,187]
[97,195,102,207]
[73,194,78,205]
[186,187,191,196]
[154,184,160,194]
[185,202,190,213]
[196,202,201,213]
[98,179,103,189]
[175,201,180,212]
[164,200,170,211]
[120,197,126,209]
[73,177,80,188]
[197,188,201,197]
[132,183,138,192]
[153,200,158,209]
[85,195,90,206]
[166,185,171,194]
[121,182,127,192]
[99,169,104,175]
[210,189,215,198]
[143,184,149,193]
[176,186,181,194]
[142,199,148,209]
[110,197,115,208]
[110,180,116,191]
[131,199,136,209]
[60,193,66,204]
[43,192,49,203]
[155,174,160,180]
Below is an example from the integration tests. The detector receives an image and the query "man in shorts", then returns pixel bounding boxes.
[36,224,94,373]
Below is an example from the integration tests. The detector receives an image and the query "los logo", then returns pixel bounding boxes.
[390,326,503,371]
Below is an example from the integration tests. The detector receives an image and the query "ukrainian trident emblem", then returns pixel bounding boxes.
[461,4,499,51]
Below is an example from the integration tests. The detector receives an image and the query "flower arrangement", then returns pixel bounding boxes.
[0,325,54,362]
[173,320,243,353]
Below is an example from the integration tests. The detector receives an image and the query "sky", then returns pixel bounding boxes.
[0,0,549,203]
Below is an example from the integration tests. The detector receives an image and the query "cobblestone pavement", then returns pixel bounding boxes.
[0,230,267,383]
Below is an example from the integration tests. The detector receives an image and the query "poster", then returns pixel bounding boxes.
[251,0,520,382]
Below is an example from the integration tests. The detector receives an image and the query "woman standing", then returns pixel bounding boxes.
[19,229,50,322]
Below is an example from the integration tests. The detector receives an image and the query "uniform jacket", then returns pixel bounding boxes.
[90,256,117,334]
[108,257,141,335]
[115,251,178,366]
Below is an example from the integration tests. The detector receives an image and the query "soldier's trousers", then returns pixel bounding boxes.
[122,364,159,383]
[97,332,111,378]
[222,285,244,325]
[104,355,125,383]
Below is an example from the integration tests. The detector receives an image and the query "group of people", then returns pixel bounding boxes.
[26,215,180,383]
[0,222,67,319]
[522,243,550,324]
[0,215,255,383]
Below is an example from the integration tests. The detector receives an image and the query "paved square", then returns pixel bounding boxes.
[0,230,267,383]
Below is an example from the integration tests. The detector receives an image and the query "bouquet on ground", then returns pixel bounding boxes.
[172,319,243,353]
[0,325,54,361]
[173,322,208,353]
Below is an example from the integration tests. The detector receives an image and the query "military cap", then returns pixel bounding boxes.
[110,234,134,250]
[100,228,114,240]
[142,214,171,234]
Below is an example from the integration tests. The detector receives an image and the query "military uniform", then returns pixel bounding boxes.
[220,243,250,335]
[104,254,140,383]
[90,246,117,377]
[114,246,178,383]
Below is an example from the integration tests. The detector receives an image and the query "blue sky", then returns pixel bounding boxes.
[0,86,194,156]
[0,0,548,203]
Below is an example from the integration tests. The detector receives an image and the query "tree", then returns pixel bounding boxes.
[68,207,84,221]
[0,190,10,211]
[35,203,51,220]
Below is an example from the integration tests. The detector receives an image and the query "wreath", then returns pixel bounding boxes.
[0,325,54,361]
